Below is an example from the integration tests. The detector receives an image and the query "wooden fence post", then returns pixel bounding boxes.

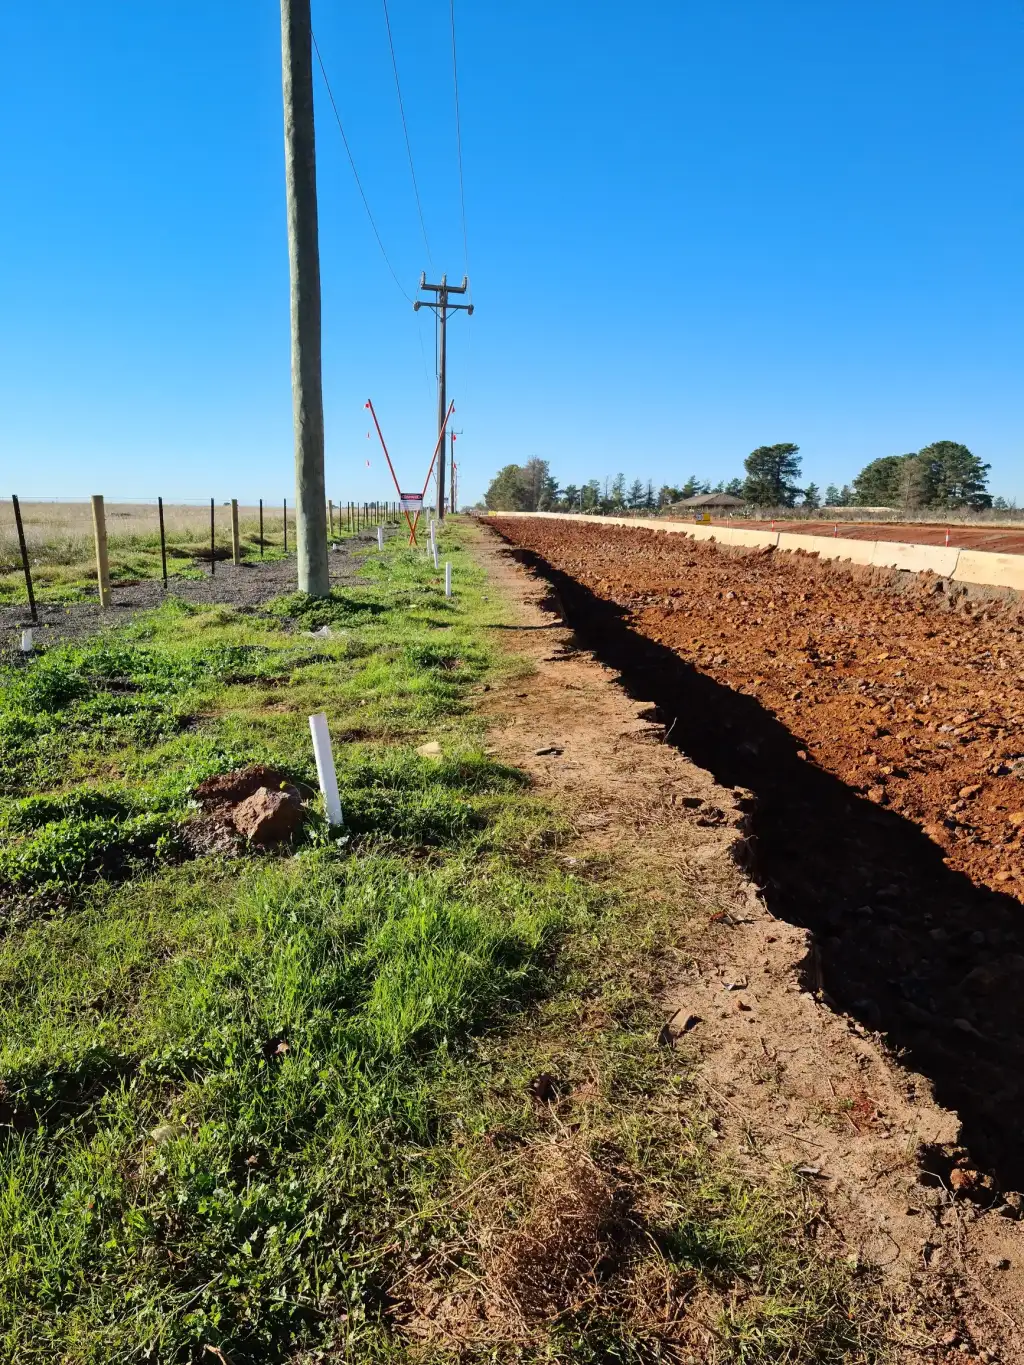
[11,495,37,622]
[231,499,241,565]
[91,495,112,607]
[328,499,334,535]
[283,498,288,554]
[157,497,168,588]
[209,498,216,576]
[259,498,265,558]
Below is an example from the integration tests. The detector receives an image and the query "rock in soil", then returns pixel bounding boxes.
[231,786,303,845]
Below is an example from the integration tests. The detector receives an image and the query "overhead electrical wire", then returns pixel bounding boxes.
[449,0,470,279]
[311,31,413,303]
[381,0,434,268]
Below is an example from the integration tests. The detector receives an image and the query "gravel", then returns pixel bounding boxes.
[0,532,384,663]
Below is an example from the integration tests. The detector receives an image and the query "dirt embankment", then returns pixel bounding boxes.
[487,517,1024,1199]
[473,523,1024,1360]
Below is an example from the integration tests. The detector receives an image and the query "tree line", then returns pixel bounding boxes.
[484,440,999,514]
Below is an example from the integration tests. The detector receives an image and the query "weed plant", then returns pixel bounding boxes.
[0,526,884,1362]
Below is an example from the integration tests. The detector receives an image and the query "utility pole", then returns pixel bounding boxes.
[449,429,462,513]
[414,274,473,521]
[280,0,329,595]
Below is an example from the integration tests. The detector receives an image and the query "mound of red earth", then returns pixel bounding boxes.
[193,765,304,846]
[490,515,1024,1190]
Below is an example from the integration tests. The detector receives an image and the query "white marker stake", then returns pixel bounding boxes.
[20,629,33,652]
[309,712,344,827]
[377,526,383,551]
[444,562,452,597]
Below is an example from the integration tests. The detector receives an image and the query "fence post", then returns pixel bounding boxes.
[91,495,112,607]
[283,498,288,554]
[259,498,264,558]
[157,497,168,587]
[328,499,334,535]
[231,499,241,565]
[209,498,216,576]
[11,495,37,622]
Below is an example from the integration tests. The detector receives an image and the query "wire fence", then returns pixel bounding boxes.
[0,497,408,615]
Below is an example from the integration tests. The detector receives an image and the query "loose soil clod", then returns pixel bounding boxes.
[193,764,304,846]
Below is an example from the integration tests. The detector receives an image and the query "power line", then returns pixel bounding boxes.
[449,0,470,278]
[311,31,413,302]
[381,0,433,268]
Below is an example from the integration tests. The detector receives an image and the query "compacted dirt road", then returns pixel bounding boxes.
[721,520,1024,553]
[488,516,1024,1202]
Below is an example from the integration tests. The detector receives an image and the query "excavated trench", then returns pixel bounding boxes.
[488,517,1024,1192]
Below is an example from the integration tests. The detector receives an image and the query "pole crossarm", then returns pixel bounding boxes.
[412,273,473,520]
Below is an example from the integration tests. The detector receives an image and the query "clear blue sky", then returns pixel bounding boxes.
[2,1,1022,504]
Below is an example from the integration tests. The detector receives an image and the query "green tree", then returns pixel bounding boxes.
[918,441,991,509]
[626,478,645,509]
[724,478,744,497]
[802,482,821,511]
[562,483,580,510]
[519,457,551,511]
[680,474,710,499]
[824,483,840,506]
[644,480,656,510]
[484,465,528,511]
[610,473,626,507]
[742,444,801,507]
[896,453,934,511]
[582,479,601,509]
[851,454,913,507]
[658,485,682,506]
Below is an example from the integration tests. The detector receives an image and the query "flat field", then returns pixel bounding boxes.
[489,514,1024,1191]
[0,500,378,606]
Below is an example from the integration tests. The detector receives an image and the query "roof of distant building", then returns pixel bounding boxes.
[678,492,747,507]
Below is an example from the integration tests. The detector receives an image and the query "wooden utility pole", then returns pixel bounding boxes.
[414,274,472,521]
[280,0,329,595]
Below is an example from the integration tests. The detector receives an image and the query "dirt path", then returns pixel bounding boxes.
[470,519,1024,1362]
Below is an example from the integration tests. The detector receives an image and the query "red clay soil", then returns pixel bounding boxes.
[489,516,1024,1193]
[721,518,1024,552]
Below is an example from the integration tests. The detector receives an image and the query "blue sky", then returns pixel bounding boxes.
[1,0,1022,504]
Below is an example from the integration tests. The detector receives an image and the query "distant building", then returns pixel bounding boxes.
[677,492,747,509]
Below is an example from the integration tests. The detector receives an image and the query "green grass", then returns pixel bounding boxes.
[0,525,885,1362]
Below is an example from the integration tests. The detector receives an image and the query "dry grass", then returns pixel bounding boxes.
[0,500,382,604]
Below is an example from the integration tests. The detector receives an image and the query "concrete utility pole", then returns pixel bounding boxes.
[414,274,472,520]
[280,0,329,595]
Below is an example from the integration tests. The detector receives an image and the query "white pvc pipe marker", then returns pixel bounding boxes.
[308,712,344,826]
[377,526,383,551]
[445,562,452,597]
[20,629,33,652]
